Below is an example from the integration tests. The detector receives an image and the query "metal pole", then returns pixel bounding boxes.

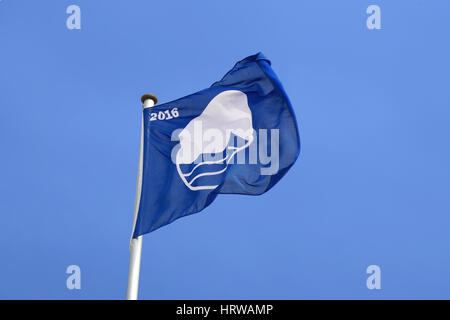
[126,236,143,300]
[126,94,158,300]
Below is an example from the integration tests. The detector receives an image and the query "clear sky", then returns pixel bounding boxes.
[1,0,450,299]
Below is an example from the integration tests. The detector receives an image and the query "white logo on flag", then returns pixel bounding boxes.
[175,90,254,191]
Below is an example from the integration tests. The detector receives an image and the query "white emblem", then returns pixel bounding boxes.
[175,90,254,191]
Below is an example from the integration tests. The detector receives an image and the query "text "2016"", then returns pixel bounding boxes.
[150,108,179,121]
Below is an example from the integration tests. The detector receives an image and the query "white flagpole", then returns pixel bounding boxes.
[126,94,158,300]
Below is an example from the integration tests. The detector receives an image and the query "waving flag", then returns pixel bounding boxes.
[131,53,300,238]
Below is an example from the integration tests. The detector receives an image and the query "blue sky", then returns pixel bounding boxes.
[1,0,450,299]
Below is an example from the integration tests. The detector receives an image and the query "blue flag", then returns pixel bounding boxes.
[132,53,300,237]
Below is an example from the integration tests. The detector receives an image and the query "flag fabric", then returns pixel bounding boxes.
[132,53,300,238]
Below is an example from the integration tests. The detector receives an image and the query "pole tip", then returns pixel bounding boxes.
[141,94,158,105]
